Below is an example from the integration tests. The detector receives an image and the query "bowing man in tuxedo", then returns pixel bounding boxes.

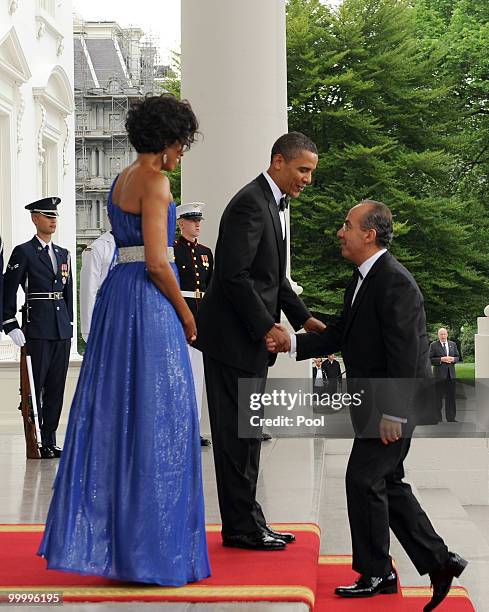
[429,328,460,422]
[267,201,466,610]
[197,132,325,551]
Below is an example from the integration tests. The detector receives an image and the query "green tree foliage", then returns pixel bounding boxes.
[286,0,489,331]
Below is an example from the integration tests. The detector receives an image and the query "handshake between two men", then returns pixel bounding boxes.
[264,317,326,353]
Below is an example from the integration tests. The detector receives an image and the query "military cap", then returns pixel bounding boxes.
[176,202,206,220]
[25,197,61,218]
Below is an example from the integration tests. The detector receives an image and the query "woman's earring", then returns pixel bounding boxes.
[163,153,168,164]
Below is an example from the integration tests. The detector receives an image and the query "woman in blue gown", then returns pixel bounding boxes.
[38,94,211,586]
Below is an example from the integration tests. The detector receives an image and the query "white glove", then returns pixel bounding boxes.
[8,329,26,347]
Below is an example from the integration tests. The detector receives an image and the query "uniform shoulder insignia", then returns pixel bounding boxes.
[85,246,92,252]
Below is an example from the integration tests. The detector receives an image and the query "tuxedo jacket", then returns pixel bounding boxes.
[429,340,459,379]
[197,174,310,374]
[3,237,73,340]
[323,359,341,379]
[296,251,433,425]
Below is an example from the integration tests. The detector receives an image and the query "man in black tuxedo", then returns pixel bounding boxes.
[429,328,460,422]
[267,200,466,610]
[197,132,325,550]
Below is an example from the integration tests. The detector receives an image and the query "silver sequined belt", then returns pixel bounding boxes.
[118,246,175,264]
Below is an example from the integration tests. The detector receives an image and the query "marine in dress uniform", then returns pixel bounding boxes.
[174,202,213,447]
[3,198,73,459]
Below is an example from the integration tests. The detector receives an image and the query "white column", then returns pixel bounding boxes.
[475,306,489,377]
[181,0,288,250]
[90,148,97,177]
[181,0,308,381]
[98,149,104,178]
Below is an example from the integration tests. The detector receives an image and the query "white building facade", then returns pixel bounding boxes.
[0,0,76,357]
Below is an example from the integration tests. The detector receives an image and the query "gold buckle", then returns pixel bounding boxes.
[195,289,202,299]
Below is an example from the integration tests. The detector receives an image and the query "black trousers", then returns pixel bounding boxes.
[435,377,457,421]
[27,338,70,446]
[346,437,449,577]
[204,354,267,536]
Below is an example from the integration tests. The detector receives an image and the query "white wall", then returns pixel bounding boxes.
[0,0,76,358]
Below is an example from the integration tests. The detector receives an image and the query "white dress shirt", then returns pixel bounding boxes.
[36,236,57,274]
[80,231,116,338]
[262,172,286,239]
[351,248,387,304]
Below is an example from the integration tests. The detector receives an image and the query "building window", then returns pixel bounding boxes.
[37,0,55,17]
[42,139,58,197]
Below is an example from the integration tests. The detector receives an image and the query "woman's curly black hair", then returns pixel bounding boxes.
[125,94,199,153]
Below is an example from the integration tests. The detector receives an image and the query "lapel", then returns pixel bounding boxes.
[53,243,62,276]
[344,251,389,338]
[256,174,286,274]
[31,237,55,278]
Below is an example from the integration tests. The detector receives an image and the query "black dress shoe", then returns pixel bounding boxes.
[48,445,62,458]
[222,532,286,550]
[424,552,468,611]
[335,570,398,598]
[264,525,296,543]
[261,432,272,441]
[200,436,211,447]
[40,446,55,459]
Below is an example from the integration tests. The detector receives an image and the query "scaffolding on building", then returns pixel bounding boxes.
[74,18,159,247]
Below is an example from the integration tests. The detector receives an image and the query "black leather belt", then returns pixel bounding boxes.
[27,292,64,300]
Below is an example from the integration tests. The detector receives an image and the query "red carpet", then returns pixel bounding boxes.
[0,524,320,606]
[0,526,475,609]
[314,555,475,611]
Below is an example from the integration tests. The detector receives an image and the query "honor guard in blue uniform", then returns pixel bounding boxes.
[174,202,213,446]
[3,197,73,458]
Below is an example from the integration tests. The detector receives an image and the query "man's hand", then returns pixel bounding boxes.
[303,317,326,333]
[265,324,290,353]
[441,356,454,363]
[8,329,26,347]
[379,417,402,445]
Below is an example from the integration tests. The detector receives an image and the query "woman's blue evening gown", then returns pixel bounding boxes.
[38,180,210,586]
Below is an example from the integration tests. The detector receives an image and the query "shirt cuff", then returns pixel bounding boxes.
[382,413,408,424]
[289,334,297,359]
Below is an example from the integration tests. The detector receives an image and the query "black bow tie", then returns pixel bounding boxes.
[279,196,289,212]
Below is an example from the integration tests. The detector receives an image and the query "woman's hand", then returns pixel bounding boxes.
[182,312,197,344]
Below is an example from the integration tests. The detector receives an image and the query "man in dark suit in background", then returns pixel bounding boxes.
[268,200,466,610]
[323,353,342,393]
[429,328,460,422]
[197,132,325,550]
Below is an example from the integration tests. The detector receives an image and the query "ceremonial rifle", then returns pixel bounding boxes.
[18,305,42,459]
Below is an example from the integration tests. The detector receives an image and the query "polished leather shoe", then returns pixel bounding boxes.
[222,532,286,550]
[48,445,62,458]
[424,552,468,611]
[264,525,296,543]
[200,436,211,447]
[261,432,272,441]
[40,446,55,459]
[335,570,398,598]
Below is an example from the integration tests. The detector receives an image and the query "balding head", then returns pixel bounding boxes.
[438,328,448,342]
[356,200,393,248]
